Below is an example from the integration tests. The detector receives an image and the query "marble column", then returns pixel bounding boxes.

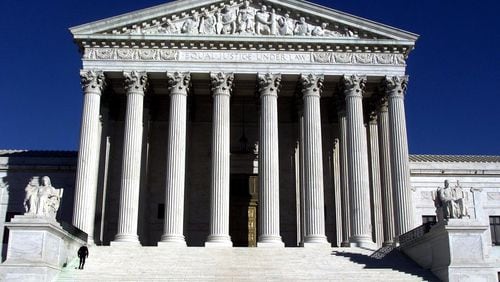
[377,96,396,245]
[332,139,343,247]
[383,76,415,237]
[257,73,284,247]
[113,71,148,245]
[73,70,106,244]
[160,72,191,246]
[341,75,375,248]
[337,106,351,247]
[368,113,384,246]
[206,72,233,247]
[300,74,329,246]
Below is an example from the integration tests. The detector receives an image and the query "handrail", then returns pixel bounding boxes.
[399,221,436,247]
[60,221,88,242]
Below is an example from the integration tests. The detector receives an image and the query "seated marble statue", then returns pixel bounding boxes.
[434,179,469,220]
[23,176,63,218]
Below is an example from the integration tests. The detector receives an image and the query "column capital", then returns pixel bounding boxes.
[167,71,191,96]
[369,110,378,124]
[258,73,281,97]
[80,70,106,94]
[340,75,367,98]
[381,75,409,98]
[210,72,234,96]
[300,74,324,97]
[124,71,148,95]
[377,95,389,112]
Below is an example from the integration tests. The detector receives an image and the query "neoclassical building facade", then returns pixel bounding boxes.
[68,0,420,248]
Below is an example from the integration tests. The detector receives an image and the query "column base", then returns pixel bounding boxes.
[257,240,285,248]
[257,235,284,248]
[158,241,186,247]
[303,242,331,248]
[340,240,351,247]
[111,234,141,246]
[349,235,377,250]
[303,235,330,248]
[158,234,186,247]
[205,235,232,248]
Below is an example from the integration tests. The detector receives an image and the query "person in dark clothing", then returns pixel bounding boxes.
[78,245,89,270]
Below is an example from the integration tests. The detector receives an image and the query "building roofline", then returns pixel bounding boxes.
[410,154,500,163]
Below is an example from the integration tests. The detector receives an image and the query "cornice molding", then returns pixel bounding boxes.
[70,0,418,42]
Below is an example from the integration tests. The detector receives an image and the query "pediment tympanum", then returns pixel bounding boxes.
[71,0,418,42]
[112,1,360,39]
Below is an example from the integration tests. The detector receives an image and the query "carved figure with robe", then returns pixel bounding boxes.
[237,1,255,33]
[255,6,276,35]
[199,11,217,34]
[294,17,310,36]
[160,19,179,34]
[181,12,200,34]
[23,176,64,218]
[277,14,294,36]
[219,5,237,34]
[434,179,469,220]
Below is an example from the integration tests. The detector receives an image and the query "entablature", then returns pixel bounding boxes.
[75,34,413,54]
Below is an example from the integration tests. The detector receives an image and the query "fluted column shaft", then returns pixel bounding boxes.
[378,100,396,245]
[341,75,375,248]
[257,73,284,247]
[338,110,351,247]
[206,72,233,247]
[300,74,328,245]
[114,71,148,244]
[368,116,384,246]
[73,70,106,243]
[332,139,343,247]
[160,72,191,246]
[384,76,415,237]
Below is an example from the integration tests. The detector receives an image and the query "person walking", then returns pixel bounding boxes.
[78,245,89,270]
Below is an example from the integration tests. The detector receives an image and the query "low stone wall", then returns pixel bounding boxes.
[400,219,498,281]
[0,215,86,282]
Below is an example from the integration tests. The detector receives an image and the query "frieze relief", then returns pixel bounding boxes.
[106,0,374,39]
[84,48,406,66]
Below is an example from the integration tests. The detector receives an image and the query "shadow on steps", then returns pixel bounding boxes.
[332,247,439,282]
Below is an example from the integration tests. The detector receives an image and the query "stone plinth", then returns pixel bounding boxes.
[0,215,86,282]
[401,219,497,282]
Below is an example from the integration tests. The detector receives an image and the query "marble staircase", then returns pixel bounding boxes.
[57,246,437,281]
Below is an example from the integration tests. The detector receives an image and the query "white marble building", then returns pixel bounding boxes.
[0,1,499,278]
[66,0,421,249]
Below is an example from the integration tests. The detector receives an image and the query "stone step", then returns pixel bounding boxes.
[57,246,437,281]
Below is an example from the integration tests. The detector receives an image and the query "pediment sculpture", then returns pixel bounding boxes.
[433,180,469,221]
[127,1,357,38]
[24,176,64,218]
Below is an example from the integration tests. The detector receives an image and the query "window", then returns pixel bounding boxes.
[422,215,437,225]
[490,216,500,245]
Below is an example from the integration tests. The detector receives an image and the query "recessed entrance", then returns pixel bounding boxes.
[230,174,258,247]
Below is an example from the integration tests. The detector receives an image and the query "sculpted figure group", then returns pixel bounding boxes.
[24,176,64,218]
[434,180,469,221]
[136,1,355,37]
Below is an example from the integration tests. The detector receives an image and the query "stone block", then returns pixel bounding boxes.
[0,215,85,282]
[401,219,498,281]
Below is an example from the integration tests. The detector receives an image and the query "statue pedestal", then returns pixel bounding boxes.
[401,219,497,282]
[0,215,85,282]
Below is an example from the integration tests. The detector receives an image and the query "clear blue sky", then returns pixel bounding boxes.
[0,0,498,155]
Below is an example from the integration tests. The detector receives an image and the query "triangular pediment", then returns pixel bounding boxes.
[70,0,418,42]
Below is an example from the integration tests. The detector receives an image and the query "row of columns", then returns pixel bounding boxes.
[335,75,415,246]
[73,70,414,247]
